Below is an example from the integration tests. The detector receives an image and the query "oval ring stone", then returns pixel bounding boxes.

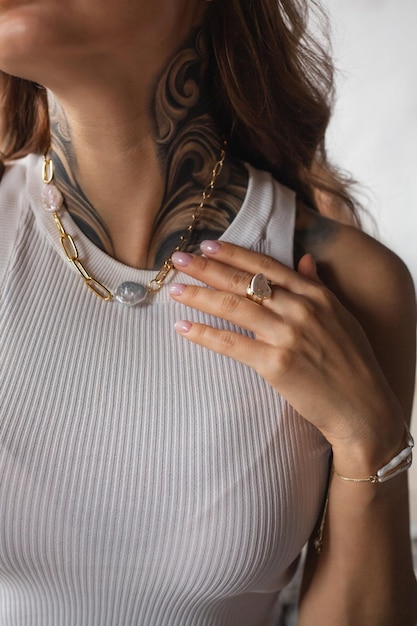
[249,273,272,300]
[115,282,148,306]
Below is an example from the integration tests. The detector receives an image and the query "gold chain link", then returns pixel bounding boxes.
[43,142,227,301]
[52,209,113,300]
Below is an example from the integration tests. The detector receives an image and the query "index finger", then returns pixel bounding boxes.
[200,240,310,294]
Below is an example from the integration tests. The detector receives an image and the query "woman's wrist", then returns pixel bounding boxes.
[333,422,414,483]
[333,425,413,484]
[330,405,409,480]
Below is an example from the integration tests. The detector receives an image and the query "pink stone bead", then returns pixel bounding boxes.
[42,183,64,212]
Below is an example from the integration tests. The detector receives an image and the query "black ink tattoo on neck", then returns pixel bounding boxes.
[48,30,248,268]
[48,96,114,254]
[150,29,247,266]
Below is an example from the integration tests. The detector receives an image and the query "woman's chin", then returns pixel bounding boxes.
[0,8,57,80]
[0,13,32,69]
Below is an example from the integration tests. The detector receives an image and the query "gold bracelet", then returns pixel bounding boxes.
[334,426,414,484]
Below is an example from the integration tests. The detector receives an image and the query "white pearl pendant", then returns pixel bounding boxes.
[115,282,148,306]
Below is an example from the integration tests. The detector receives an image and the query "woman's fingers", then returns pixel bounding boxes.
[169,281,284,341]
[169,243,337,343]
[173,319,272,372]
[171,243,335,324]
[200,240,321,294]
[172,250,253,299]
[172,241,318,298]
[171,285,328,407]
[169,278,328,343]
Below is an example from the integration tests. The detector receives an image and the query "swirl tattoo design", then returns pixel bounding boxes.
[48,30,248,268]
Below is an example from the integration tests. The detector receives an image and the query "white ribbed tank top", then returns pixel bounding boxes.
[0,155,330,626]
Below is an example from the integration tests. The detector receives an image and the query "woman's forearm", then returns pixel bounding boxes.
[299,456,417,625]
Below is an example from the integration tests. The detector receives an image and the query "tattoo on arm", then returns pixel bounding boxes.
[294,198,339,268]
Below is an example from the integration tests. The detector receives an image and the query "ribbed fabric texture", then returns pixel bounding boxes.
[0,155,330,626]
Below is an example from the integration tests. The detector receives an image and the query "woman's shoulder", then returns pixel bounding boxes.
[295,202,416,419]
[295,202,415,307]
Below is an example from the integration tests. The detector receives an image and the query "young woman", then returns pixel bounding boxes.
[0,1,416,624]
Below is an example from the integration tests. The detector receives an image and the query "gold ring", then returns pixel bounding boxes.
[245,273,273,305]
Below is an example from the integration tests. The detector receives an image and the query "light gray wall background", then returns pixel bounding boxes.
[321,0,417,553]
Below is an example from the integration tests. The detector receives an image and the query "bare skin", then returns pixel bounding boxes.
[48,30,248,269]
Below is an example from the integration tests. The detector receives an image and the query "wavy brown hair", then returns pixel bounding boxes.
[0,0,359,222]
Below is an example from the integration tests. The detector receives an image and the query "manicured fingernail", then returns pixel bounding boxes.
[172,251,193,267]
[175,320,192,333]
[200,240,221,254]
[169,283,186,296]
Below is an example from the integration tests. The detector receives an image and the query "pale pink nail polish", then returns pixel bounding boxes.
[172,251,193,267]
[169,283,186,296]
[200,240,221,254]
[175,320,192,333]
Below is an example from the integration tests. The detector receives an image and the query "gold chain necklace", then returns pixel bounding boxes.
[41,143,227,306]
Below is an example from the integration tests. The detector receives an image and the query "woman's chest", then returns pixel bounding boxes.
[0,271,329,598]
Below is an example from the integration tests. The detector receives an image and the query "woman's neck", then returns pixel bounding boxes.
[48,30,247,269]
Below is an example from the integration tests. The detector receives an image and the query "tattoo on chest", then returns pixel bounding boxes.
[49,30,248,268]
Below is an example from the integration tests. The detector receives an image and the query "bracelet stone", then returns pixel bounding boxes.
[334,427,414,484]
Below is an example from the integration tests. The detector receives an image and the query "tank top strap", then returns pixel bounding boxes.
[219,163,296,269]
